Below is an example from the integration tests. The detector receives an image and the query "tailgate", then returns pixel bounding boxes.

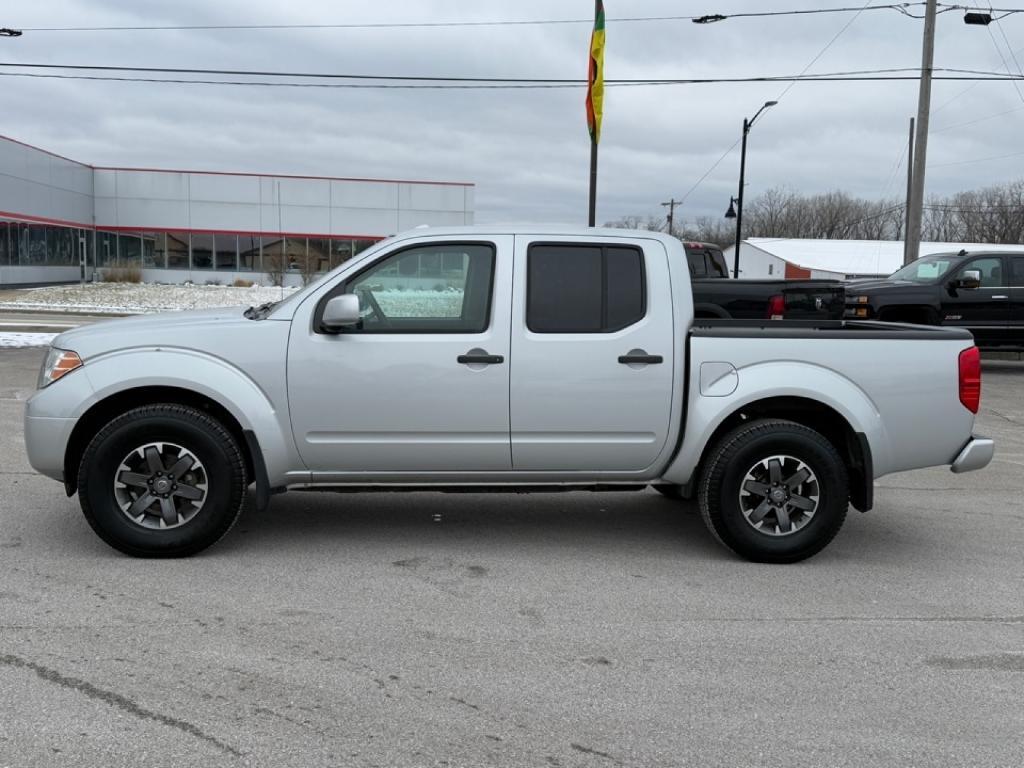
[783,284,845,320]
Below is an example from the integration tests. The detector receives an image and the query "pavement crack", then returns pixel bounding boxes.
[0,653,243,757]
[925,653,1024,672]
[988,409,1021,425]
[570,743,621,764]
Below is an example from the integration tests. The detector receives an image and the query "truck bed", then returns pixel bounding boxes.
[691,318,974,340]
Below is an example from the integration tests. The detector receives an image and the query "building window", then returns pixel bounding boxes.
[141,232,166,268]
[191,233,214,269]
[166,233,188,269]
[0,222,9,266]
[308,238,332,273]
[331,239,353,269]
[239,235,261,271]
[96,231,117,267]
[285,237,307,274]
[118,232,142,264]
[214,233,238,271]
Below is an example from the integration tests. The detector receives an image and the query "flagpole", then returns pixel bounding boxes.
[586,0,604,227]
[588,136,598,227]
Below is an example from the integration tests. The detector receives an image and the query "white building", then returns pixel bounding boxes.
[0,133,474,286]
[725,237,1024,280]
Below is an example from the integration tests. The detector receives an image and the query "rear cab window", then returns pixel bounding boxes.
[527,243,646,333]
[684,243,728,278]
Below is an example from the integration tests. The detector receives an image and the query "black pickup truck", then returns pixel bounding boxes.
[844,249,1024,348]
[683,241,845,320]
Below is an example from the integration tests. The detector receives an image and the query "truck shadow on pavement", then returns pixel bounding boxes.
[203,487,919,565]
[218,488,721,558]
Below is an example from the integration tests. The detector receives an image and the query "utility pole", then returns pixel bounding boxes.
[661,198,680,236]
[903,116,914,262]
[905,0,937,265]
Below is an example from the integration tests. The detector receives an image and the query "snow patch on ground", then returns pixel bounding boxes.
[0,283,299,315]
[0,332,58,348]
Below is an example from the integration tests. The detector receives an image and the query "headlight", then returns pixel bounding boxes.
[850,295,870,304]
[38,347,83,389]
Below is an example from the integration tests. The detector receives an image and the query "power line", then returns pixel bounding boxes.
[9,71,1018,89]
[12,5,930,32]
[0,61,1018,86]
[986,23,1024,102]
[924,203,1024,211]
[931,149,1024,166]
[932,104,1024,132]
[774,0,880,103]
[683,0,900,207]
[678,139,742,205]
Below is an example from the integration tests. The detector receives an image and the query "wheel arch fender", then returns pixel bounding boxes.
[66,348,300,489]
[662,360,888,500]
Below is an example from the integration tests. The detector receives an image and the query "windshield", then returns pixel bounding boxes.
[887,254,956,283]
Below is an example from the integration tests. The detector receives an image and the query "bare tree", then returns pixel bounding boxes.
[607,178,1024,248]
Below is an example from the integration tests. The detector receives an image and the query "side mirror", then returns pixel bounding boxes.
[322,294,361,331]
[955,269,982,290]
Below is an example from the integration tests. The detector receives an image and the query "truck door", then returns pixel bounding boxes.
[286,237,513,474]
[1011,256,1024,346]
[941,256,1010,347]
[509,236,675,472]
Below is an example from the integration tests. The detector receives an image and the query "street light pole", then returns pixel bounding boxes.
[732,118,749,279]
[729,100,776,279]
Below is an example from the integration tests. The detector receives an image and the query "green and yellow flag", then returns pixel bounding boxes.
[586,1,605,143]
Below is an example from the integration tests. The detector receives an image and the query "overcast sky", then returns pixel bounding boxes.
[3,0,1022,228]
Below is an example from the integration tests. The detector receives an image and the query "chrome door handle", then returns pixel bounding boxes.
[992,295,1008,300]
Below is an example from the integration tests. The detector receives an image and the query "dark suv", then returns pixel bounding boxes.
[845,250,1024,348]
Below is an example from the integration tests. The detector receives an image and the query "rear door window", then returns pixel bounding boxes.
[527,244,646,333]
[1011,257,1024,285]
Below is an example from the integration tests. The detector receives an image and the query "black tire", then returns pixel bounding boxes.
[78,404,247,557]
[698,419,849,563]
[652,484,685,500]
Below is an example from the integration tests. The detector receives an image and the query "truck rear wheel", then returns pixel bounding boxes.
[77,404,247,557]
[698,419,848,563]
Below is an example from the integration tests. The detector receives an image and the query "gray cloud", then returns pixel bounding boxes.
[3,0,1022,229]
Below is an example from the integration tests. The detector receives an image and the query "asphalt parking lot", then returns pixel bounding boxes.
[1,345,1022,768]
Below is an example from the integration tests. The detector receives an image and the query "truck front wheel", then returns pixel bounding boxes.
[698,419,849,563]
[77,404,247,557]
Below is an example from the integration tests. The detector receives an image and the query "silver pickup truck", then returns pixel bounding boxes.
[24,227,994,562]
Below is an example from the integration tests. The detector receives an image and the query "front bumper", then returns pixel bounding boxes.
[950,436,995,474]
[24,414,77,482]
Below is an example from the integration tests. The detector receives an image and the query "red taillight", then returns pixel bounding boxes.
[958,346,981,413]
[767,294,786,320]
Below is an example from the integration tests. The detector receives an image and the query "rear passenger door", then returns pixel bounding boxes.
[1011,256,1024,346]
[509,237,675,472]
